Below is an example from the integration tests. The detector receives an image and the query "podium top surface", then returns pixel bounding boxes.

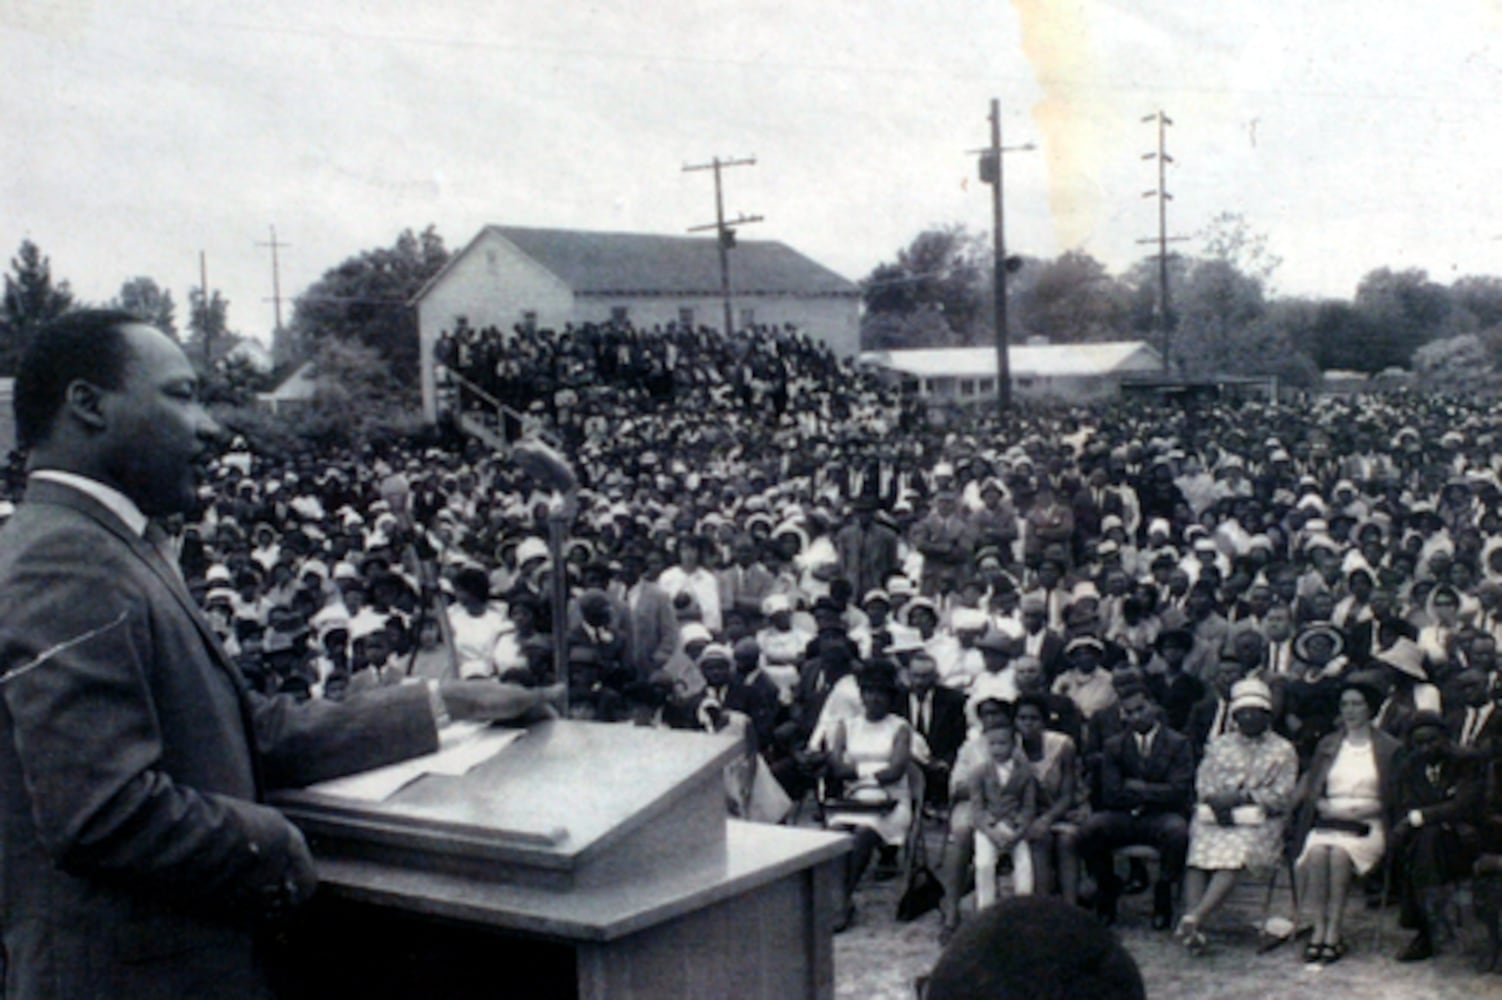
[275,720,741,865]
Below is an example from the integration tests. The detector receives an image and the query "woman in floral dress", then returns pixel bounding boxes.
[1177,678,1298,953]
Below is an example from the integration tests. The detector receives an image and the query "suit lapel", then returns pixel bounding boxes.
[26,483,245,685]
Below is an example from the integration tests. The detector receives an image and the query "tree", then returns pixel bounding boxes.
[0,239,74,374]
[860,225,989,347]
[1352,267,1455,373]
[184,288,231,366]
[1122,253,1191,355]
[290,225,449,379]
[291,337,418,449]
[1300,299,1370,372]
[1450,275,1502,332]
[861,305,956,351]
[1014,250,1129,343]
[1171,258,1268,374]
[114,277,177,339]
[1198,211,1282,292]
[1412,333,1499,392]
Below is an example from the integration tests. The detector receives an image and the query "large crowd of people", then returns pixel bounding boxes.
[16,316,1502,979]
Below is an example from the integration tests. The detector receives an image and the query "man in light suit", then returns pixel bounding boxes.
[717,534,777,629]
[0,311,561,999]
[617,546,680,679]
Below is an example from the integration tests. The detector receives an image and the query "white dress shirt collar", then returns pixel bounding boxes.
[30,470,147,536]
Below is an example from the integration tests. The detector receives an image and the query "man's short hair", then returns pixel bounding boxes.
[15,309,140,449]
[924,895,1145,999]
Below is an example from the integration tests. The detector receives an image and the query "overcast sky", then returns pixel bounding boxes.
[4,0,1502,342]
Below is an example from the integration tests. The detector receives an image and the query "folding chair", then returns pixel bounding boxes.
[1112,844,1163,918]
[901,762,928,878]
[1256,852,1303,952]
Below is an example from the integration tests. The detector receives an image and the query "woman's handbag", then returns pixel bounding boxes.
[896,833,945,922]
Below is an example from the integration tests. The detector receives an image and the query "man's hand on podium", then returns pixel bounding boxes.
[438,680,567,725]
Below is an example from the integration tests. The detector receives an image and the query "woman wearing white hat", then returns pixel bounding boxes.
[1177,678,1298,954]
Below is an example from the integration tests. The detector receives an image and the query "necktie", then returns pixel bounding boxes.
[1464,707,1482,747]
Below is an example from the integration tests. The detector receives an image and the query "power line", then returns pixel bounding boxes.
[1137,110,1190,372]
[683,155,762,336]
[255,225,290,337]
[971,99,1036,414]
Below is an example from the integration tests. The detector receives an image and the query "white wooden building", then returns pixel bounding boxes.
[860,341,1163,404]
[413,226,861,420]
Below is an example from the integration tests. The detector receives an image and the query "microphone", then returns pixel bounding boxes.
[513,438,578,493]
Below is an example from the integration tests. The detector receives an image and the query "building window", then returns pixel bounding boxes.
[923,379,937,394]
[978,378,996,394]
[485,249,498,271]
[1017,376,1035,388]
[611,306,629,324]
[678,307,695,328]
[959,379,976,397]
[739,307,755,330]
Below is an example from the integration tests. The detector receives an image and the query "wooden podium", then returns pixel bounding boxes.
[270,720,848,999]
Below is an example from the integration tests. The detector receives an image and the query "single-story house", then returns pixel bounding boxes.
[257,360,319,416]
[412,225,861,420]
[860,341,1163,403]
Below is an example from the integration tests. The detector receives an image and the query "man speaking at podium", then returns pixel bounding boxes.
[0,311,559,999]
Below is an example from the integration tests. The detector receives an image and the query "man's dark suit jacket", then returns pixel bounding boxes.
[898,685,968,766]
[1018,627,1067,682]
[1185,693,1230,760]
[665,675,784,753]
[1446,703,1502,759]
[1395,749,1480,829]
[1098,725,1195,816]
[0,480,439,999]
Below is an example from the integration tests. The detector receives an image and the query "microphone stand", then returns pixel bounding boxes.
[381,472,460,681]
[513,439,580,716]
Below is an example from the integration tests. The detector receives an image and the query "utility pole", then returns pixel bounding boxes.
[256,225,290,339]
[684,156,762,336]
[973,99,1035,415]
[198,250,212,368]
[1137,111,1189,372]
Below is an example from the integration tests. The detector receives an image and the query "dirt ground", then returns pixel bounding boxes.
[830,833,1502,999]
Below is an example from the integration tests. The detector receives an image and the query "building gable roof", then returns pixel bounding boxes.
[415,225,859,302]
[259,360,320,403]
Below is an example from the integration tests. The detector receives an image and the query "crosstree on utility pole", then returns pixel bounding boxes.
[972,99,1035,415]
[683,156,762,336]
[256,225,290,339]
[1137,110,1189,372]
